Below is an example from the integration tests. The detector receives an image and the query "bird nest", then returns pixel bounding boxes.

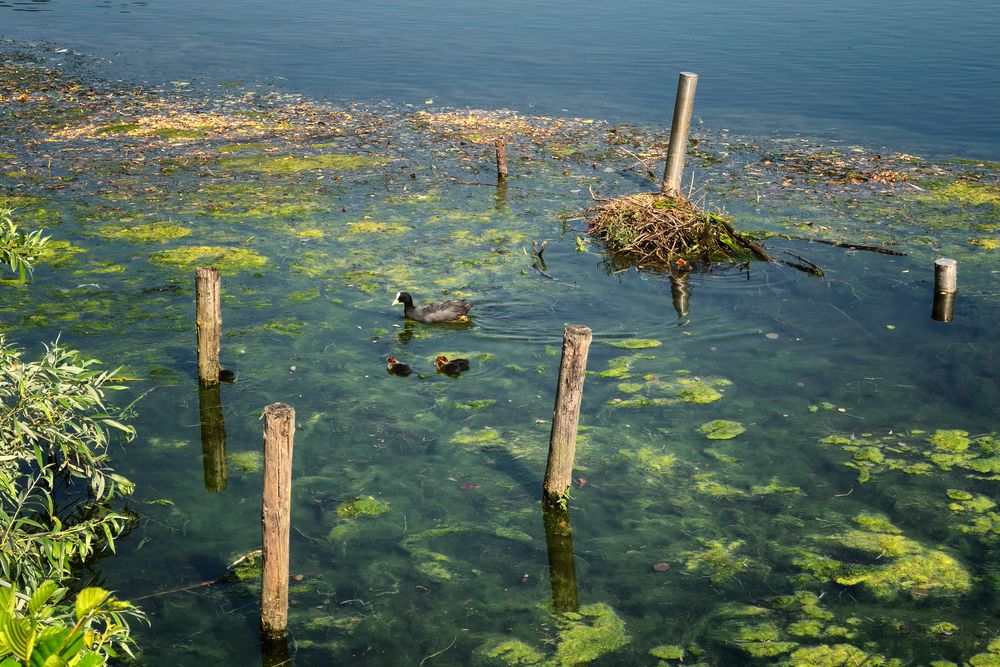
[586,191,770,269]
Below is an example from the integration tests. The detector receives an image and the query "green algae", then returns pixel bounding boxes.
[452,399,496,411]
[95,221,191,243]
[228,451,261,473]
[750,479,802,496]
[342,220,410,235]
[149,245,268,274]
[217,152,383,174]
[929,622,959,635]
[620,446,676,472]
[607,338,661,349]
[336,496,390,518]
[818,428,1000,481]
[819,514,972,598]
[553,603,630,666]
[779,643,902,666]
[650,644,685,660]
[699,419,745,440]
[693,472,745,498]
[451,427,503,446]
[924,181,1000,208]
[682,539,748,583]
[484,640,546,665]
[609,396,677,408]
[598,353,653,378]
[676,379,724,404]
[478,604,628,666]
[179,180,327,220]
[286,287,321,302]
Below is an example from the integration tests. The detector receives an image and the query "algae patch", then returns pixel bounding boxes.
[149,245,268,274]
[218,152,383,174]
[699,419,746,440]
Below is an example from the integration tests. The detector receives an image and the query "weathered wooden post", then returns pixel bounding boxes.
[542,501,580,613]
[495,137,509,183]
[543,325,592,502]
[198,383,228,493]
[195,267,222,384]
[661,72,699,195]
[932,257,957,322]
[261,403,295,640]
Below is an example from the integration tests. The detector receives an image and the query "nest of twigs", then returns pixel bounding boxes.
[586,191,770,269]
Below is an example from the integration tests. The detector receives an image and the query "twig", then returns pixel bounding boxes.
[133,548,262,601]
[615,147,657,179]
[419,635,458,666]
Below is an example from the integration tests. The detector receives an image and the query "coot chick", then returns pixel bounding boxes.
[386,356,412,376]
[219,368,237,383]
[435,354,470,376]
[392,291,472,323]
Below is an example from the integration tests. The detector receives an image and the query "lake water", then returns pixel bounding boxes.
[2,0,999,159]
[1,4,999,667]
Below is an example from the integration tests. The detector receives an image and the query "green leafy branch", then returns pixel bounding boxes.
[1,337,136,592]
[0,580,145,665]
[0,208,49,283]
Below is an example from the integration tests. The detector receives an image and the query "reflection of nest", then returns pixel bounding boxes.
[586,191,770,269]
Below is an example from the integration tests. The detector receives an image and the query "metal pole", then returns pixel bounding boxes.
[661,72,699,195]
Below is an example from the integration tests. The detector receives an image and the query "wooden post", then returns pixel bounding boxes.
[495,137,508,183]
[661,72,699,195]
[198,382,228,493]
[195,267,221,385]
[932,258,958,322]
[542,501,580,613]
[934,258,957,294]
[543,325,592,502]
[261,403,295,639]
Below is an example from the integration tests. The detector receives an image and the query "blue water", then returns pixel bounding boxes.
[3,0,999,159]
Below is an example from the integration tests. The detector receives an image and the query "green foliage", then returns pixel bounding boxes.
[0,337,136,592]
[0,208,50,282]
[0,580,143,665]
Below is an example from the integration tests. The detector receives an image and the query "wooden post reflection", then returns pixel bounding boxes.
[669,273,690,318]
[542,500,580,613]
[198,382,228,493]
[260,632,291,667]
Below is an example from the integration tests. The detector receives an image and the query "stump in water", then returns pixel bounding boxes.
[586,191,771,269]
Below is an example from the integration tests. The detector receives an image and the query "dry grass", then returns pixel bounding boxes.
[586,191,770,268]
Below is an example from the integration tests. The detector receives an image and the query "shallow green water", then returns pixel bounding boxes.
[2,46,999,665]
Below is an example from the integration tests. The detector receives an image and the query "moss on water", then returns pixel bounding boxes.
[620,446,676,473]
[336,496,390,518]
[676,378,724,404]
[553,603,630,666]
[228,451,261,473]
[451,427,503,446]
[924,181,1000,208]
[607,338,661,349]
[779,644,902,666]
[682,539,748,583]
[483,640,545,665]
[95,221,191,243]
[806,514,974,598]
[217,152,383,174]
[343,220,409,235]
[699,419,745,440]
[149,245,267,274]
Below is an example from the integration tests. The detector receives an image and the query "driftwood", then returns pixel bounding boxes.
[774,236,907,256]
[133,549,263,601]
